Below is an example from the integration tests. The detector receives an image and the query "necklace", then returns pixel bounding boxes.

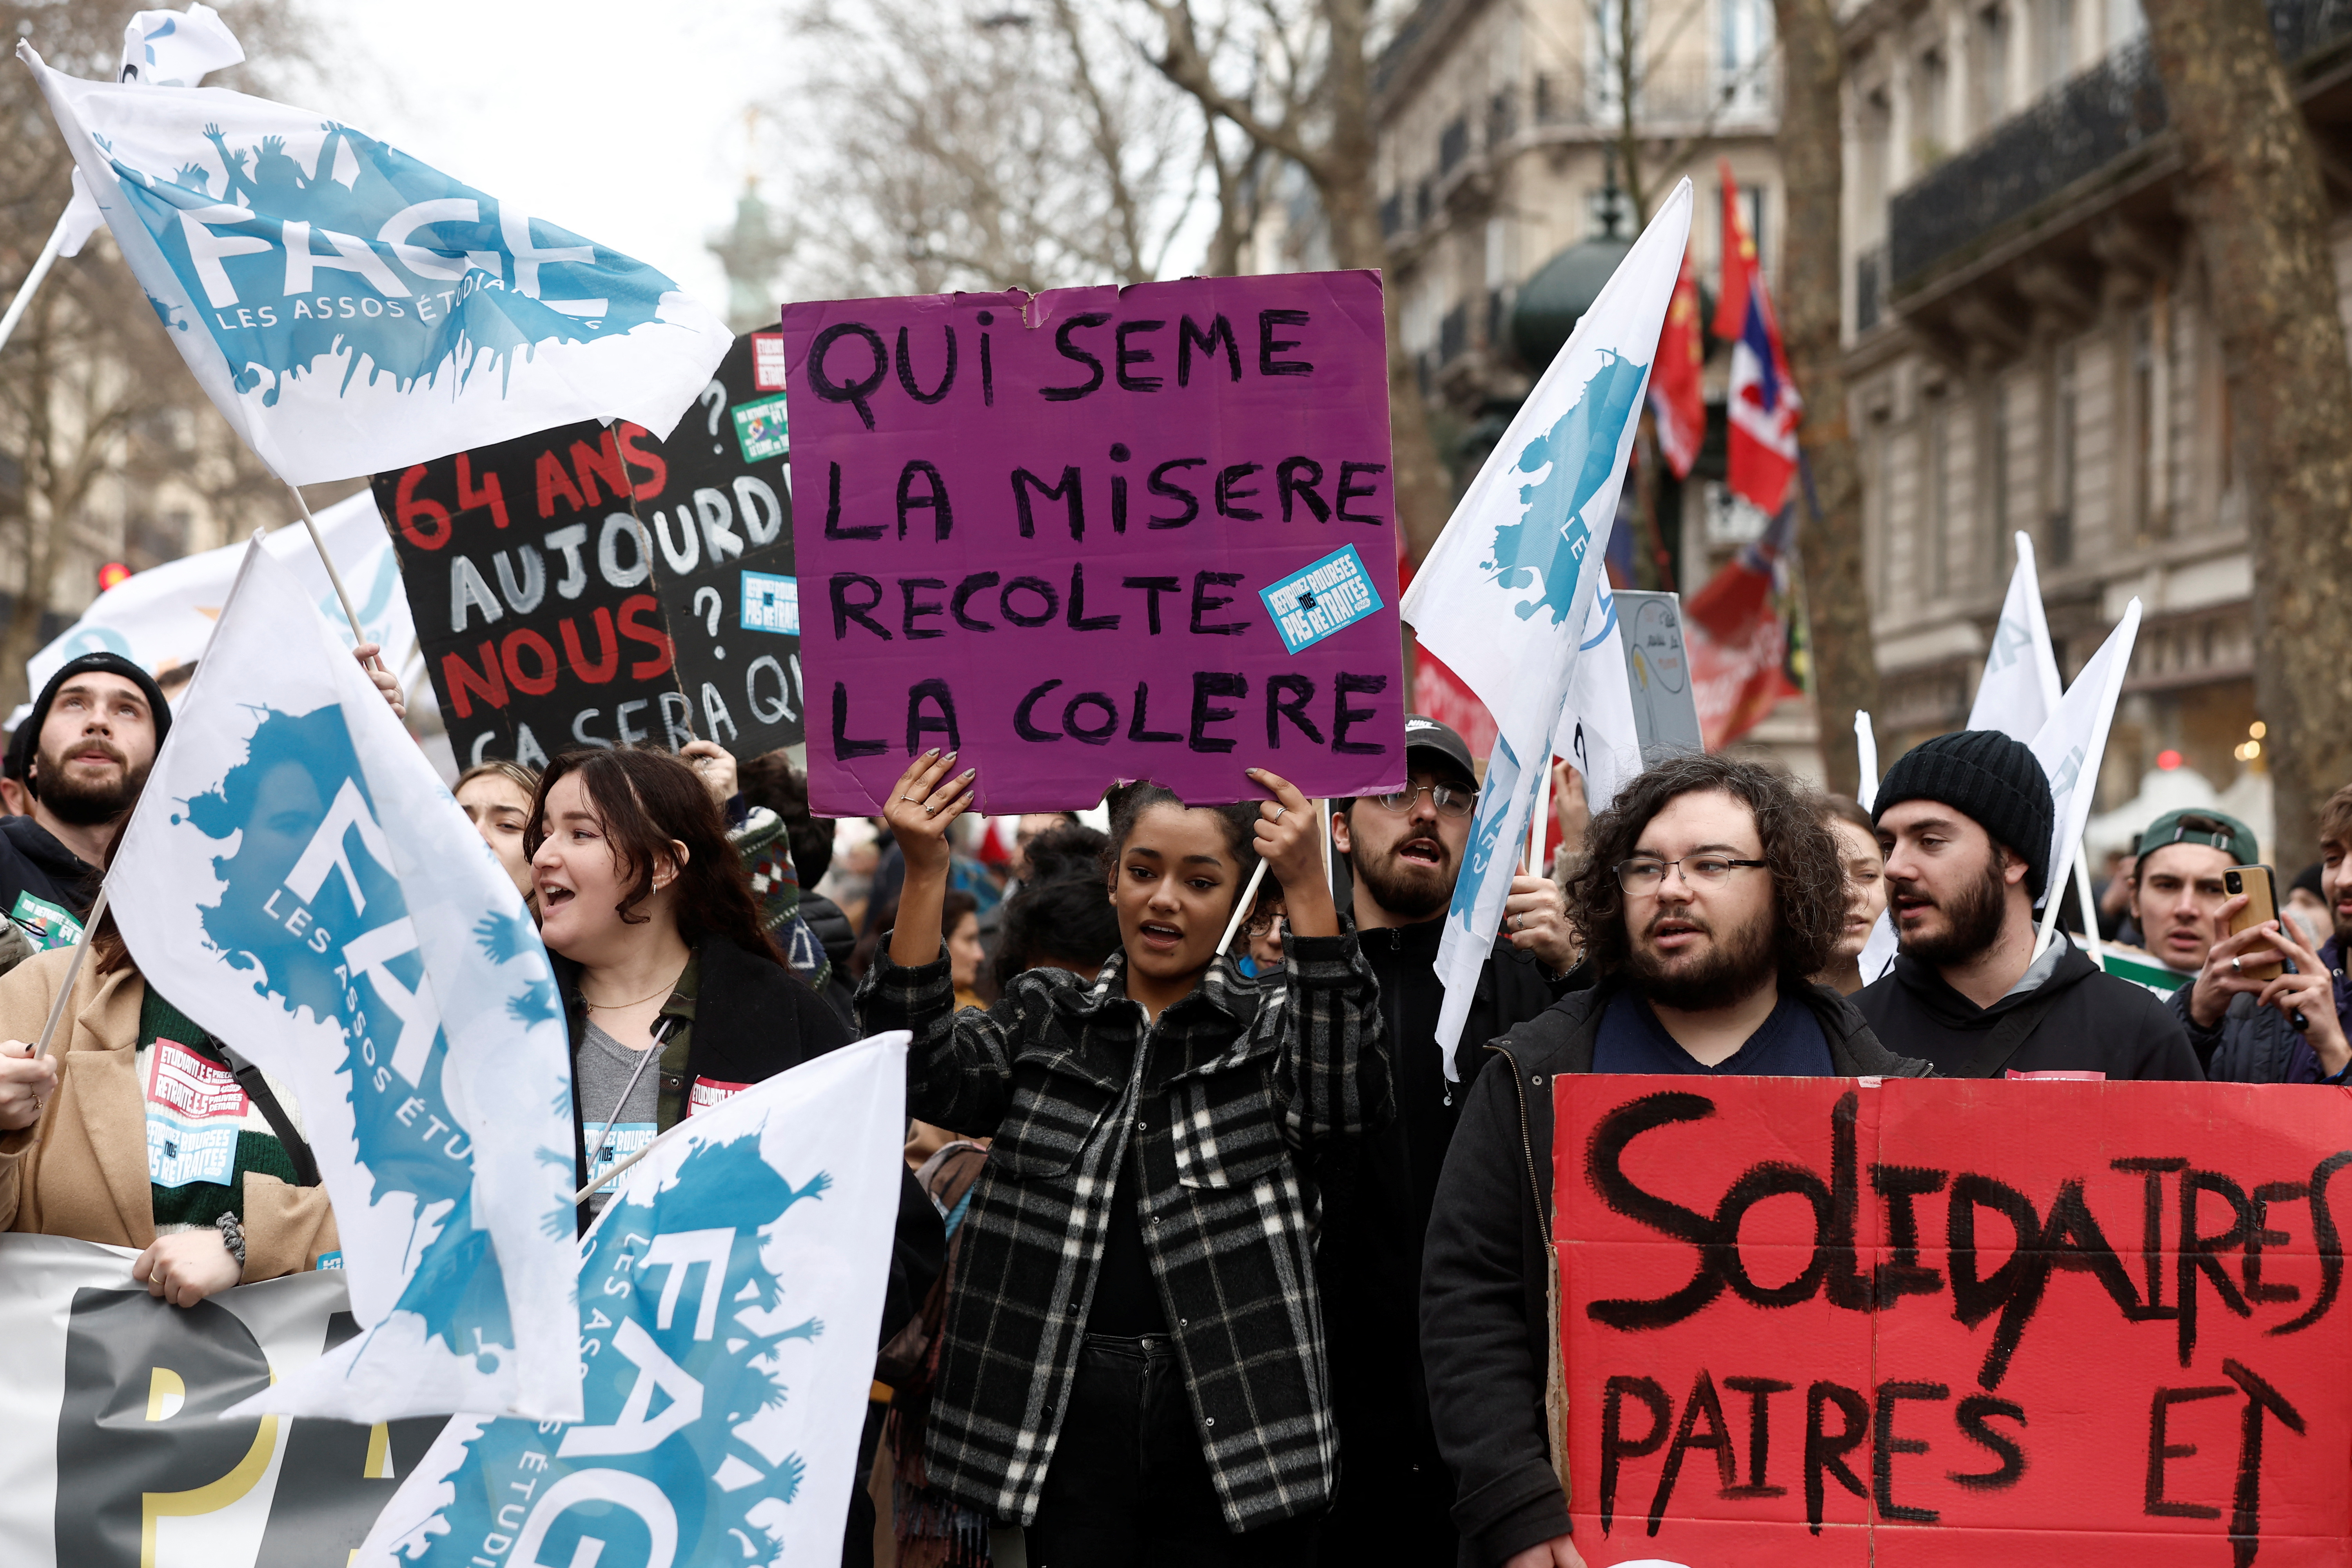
[581,965,686,1013]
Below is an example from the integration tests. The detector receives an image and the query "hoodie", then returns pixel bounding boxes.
[1854,933,2203,1080]
[0,815,98,948]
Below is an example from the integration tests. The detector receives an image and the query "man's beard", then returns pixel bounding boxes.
[1625,904,1779,1009]
[1891,851,2009,965]
[35,740,147,826]
[1354,837,1454,921]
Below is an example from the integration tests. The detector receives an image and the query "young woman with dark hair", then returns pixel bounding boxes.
[526,747,851,1220]
[859,752,1390,1564]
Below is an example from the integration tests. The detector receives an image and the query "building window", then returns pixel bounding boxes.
[1974,5,2010,130]
[1914,47,1950,165]
[2131,309,2158,540]
[2048,345,2077,565]
[1486,87,1517,146]
[1719,0,1774,116]
[1534,71,1557,123]
[1871,408,1896,603]
[1439,116,1471,176]
[1926,392,1951,596]
[2040,0,2076,89]
[1987,377,2010,579]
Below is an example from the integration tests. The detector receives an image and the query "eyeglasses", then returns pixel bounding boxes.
[1615,855,1770,895]
[1367,782,1478,819]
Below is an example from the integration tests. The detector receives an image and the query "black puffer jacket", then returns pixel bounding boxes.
[1420,978,1928,1567]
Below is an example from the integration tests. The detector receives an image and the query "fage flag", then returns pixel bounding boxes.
[1402,180,1691,1065]
[20,44,729,485]
[359,1034,909,1568]
[109,540,580,1422]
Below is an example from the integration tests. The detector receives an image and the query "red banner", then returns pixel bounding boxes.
[1554,1076,2352,1564]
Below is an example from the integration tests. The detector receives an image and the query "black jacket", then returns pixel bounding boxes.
[1854,935,2203,1080]
[0,815,96,933]
[1420,978,1927,1568]
[2173,985,2316,1082]
[556,933,943,1347]
[559,932,852,1226]
[798,891,859,1027]
[1316,921,1579,1561]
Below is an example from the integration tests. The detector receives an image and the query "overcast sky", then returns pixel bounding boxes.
[329,0,786,316]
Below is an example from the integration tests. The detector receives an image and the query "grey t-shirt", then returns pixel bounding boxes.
[578,1020,661,1210]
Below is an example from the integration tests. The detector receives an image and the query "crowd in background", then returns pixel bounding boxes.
[0,652,2346,1568]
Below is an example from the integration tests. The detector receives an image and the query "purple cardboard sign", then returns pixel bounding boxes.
[783,272,1408,815]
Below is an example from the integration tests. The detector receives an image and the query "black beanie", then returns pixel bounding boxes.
[17,652,174,798]
[1871,729,2055,899]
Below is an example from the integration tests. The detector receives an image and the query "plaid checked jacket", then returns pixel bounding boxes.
[856,929,1392,1530]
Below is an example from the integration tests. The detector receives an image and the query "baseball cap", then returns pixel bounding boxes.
[1401,714,1479,788]
[2135,807,2258,871]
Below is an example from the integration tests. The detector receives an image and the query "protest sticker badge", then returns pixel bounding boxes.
[1552,1076,2352,1565]
[782,274,1407,813]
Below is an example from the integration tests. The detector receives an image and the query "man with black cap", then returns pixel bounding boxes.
[1857,729,2201,1079]
[1314,713,1583,1564]
[1,653,173,948]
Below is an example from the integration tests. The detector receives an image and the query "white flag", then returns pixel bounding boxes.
[108,539,580,1422]
[1403,180,1691,1069]
[359,1034,910,1568]
[57,7,246,258]
[1967,532,2064,741]
[1557,587,1645,819]
[9,492,415,732]
[2029,599,2141,922]
[22,44,730,485]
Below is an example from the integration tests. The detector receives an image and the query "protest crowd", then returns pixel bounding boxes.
[3,11,2348,1568]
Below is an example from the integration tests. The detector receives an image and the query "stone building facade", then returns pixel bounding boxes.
[1840,0,2352,826]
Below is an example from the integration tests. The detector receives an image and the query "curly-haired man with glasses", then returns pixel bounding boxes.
[1418,753,1927,1568]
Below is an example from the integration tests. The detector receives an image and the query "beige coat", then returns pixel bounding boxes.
[0,947,337,1281]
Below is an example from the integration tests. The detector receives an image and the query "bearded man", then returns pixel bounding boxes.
[1312,714,1583,1564]
[1857,729,2200,1080]
[1418,751,1927,1568]
[0,654,174,947]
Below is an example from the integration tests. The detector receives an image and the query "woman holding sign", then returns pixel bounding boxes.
[859,751,1390,1563]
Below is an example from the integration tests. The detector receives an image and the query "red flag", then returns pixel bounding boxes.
[1650,247,1705,479]
[1712,163,1753,342]
[1685,505,1802,749]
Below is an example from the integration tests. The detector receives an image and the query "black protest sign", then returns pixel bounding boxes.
[377,419,685,770]
[631,331,805,755]
[377,335,807,769]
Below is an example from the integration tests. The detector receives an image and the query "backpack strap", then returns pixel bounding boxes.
[207,1039,322,1188]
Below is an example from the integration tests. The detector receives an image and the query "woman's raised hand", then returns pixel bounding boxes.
[1246,768,1337,938]
[882,750,976,878]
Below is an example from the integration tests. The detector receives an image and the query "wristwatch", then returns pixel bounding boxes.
[214,1211,247,1275]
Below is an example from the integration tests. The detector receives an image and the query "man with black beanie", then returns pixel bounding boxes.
[1,652,175,948]
[1855,728,2201,1079]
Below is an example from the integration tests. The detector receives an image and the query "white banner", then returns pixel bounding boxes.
[22,44,729,485]
[361,1033,909,1568]
[11,492,417,732]
[110,539,580,1422]
[1403,180,1692,1067]
[0,1233,446,1567]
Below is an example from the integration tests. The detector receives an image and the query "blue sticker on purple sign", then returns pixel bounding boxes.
[1261,545,1385,656]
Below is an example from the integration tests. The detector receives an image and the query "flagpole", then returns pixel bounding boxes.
[0,211,70,359]
[31,888,105,1061]
[283,482,370,646]
[1527,756,1555,876]
[2073,838,2106,970]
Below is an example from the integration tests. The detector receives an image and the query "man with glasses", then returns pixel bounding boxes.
[1857,729,2200,1079]
[1314,715,1581,1565]
[1419,753,1926,1568]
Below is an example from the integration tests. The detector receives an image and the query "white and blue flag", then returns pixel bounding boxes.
[108,539,581,1422]
[57,7,247,258]
[22,43,730,485]
[1402,180,1691,1066]
[357,1033,909,1568]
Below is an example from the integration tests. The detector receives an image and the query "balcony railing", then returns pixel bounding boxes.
[1887,0,2352,290]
